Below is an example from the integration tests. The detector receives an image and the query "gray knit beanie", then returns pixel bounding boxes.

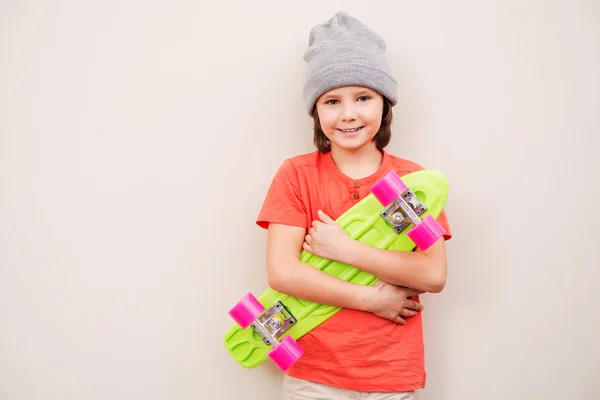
[302,11,398,115]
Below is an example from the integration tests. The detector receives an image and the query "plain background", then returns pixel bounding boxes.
[1,1,599,399]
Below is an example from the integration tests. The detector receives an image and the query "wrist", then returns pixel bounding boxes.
[340,237,360,265]
[355,284,376,313]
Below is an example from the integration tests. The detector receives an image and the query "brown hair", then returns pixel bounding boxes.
[311,97,394,153]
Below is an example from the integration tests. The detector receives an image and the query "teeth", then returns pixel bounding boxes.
[340,127,361,132]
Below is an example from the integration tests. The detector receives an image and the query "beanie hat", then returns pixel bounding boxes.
[302,11,398,115]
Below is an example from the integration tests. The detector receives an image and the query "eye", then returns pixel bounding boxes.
[326,99,339,105]
[357,96,370,102]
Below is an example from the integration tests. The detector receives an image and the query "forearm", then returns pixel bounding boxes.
[342,240,447,293]
[268,259,373,312]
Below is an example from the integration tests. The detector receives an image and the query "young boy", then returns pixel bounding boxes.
[257,11,452,399]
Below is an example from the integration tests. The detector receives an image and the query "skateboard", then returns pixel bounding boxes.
[224,169,449,371]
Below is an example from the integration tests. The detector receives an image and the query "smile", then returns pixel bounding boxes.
[337,127,364,133]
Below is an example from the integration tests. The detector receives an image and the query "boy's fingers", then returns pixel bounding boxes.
[400,309,417,317]
[318,209,334,223]
[405,301,423,311]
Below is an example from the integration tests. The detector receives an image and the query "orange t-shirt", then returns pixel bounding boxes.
[256,149,452,392]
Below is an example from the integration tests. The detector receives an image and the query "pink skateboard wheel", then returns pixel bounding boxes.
[228,293,265,329]
[407,215,445,251]
[371,170,408,206]
[267,335,304,371]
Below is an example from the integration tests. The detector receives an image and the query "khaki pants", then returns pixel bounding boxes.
[282,375,416,400]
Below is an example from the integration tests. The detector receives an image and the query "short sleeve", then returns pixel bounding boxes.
[256,160,308,230]
[437,210,452,241]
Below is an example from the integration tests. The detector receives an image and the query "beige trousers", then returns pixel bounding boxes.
[281,375,416,400]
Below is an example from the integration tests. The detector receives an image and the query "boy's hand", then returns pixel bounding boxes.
[367,280,424,324]
[303,210,354,261]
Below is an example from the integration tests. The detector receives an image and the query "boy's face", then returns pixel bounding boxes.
[315,86,384,152]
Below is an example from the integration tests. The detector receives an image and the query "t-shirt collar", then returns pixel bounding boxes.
[321,149,393,186]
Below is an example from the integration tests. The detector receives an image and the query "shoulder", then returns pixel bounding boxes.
[281,150,321,169]
[276,150,327,178]
[385,152,426,174]
[267,150,322,187]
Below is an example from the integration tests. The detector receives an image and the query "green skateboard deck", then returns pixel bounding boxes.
[224,169,449,369]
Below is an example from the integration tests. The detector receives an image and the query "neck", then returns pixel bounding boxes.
[329,144,383,180]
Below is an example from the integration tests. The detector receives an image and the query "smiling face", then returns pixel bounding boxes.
[314,86,385,153]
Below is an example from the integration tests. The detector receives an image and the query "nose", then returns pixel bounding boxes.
[341,104,357,121]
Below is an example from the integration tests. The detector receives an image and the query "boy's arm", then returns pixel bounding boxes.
[343,239,447,293]
[265,223,374,310]
[265,223,426,324]
[303,210,448,293]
